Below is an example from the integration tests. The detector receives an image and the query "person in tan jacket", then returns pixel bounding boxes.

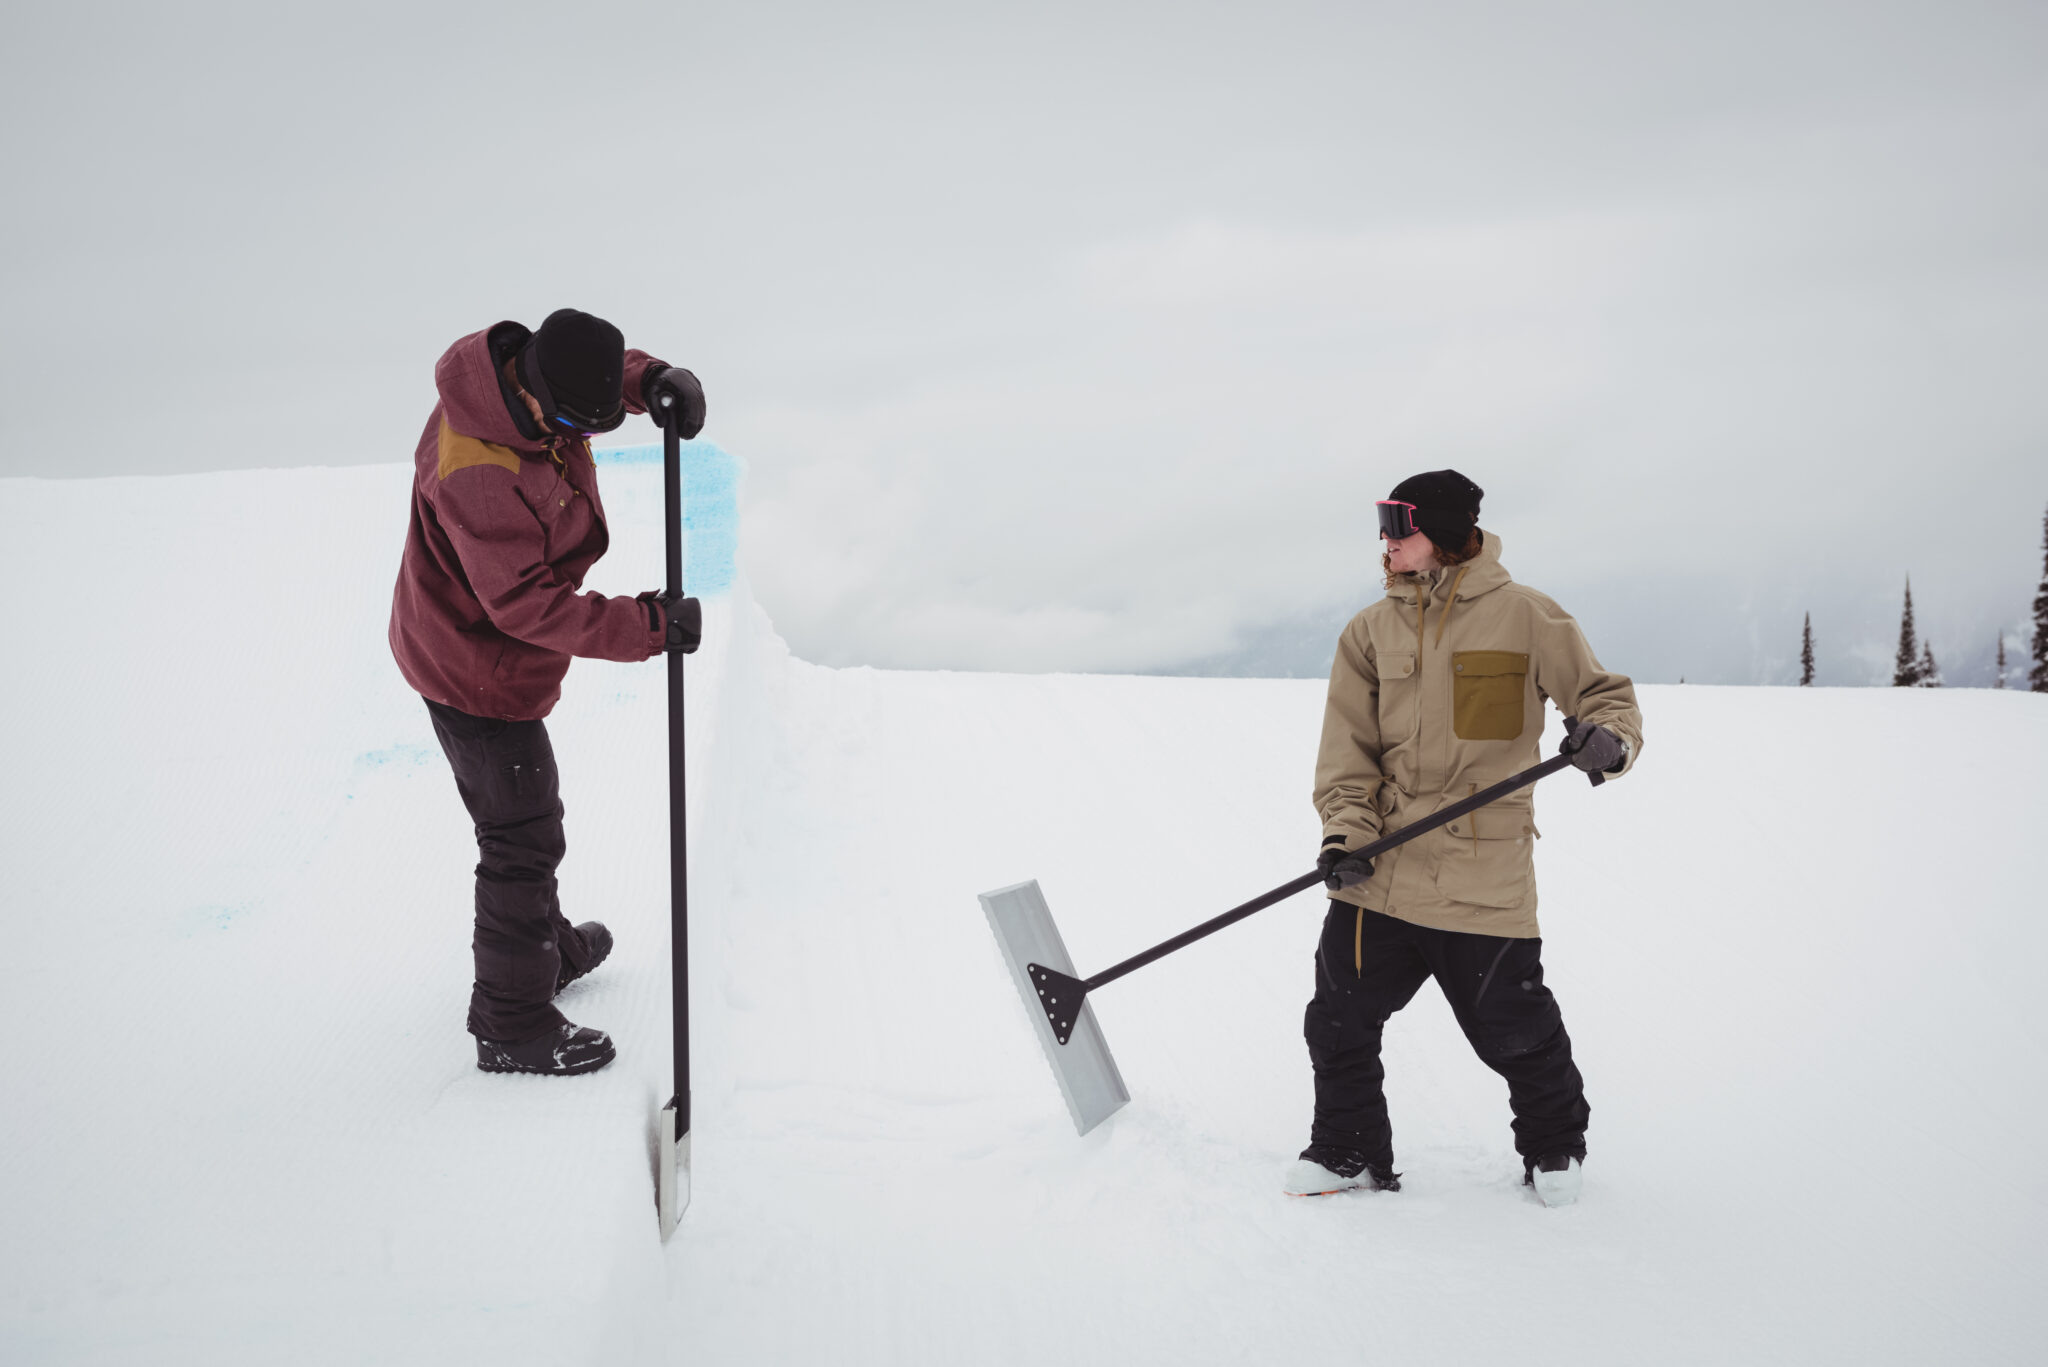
[1286,469,1640,1208]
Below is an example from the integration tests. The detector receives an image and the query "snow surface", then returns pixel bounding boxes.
[4,460,2046,1365]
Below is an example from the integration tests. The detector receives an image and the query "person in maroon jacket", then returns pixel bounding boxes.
[390,308,706,1076]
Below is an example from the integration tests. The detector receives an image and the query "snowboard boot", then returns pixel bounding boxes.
[1523,1153,1583,1207]
[476,1021,616,1076]
[554,921,614,994]
[1284,1145,1401,1196]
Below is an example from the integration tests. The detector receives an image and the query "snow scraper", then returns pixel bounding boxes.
[983,748,1586,1136]
[656,398,693,1241]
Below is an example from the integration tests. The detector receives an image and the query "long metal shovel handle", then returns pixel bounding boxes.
[1026,751,1577,1044]
[657,399,692,1238]
[659,400,690,1121]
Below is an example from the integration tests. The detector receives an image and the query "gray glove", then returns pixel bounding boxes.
[641,590,702,654]
[1318,842,1375,891]
[1560,716,1627,782]
[643,365,706,439]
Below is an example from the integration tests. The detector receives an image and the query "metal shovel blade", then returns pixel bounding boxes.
[980,880,1129,1135]
[657,1100,690,1240]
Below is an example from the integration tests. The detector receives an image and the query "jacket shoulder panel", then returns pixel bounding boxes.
[1356,596,1412,628]
[1340,603,1382,642]
[1356,596,1418,652]
[436,418,522,481]
[1495,582,1566,613]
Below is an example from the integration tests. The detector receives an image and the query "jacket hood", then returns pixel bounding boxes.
[1387,528,1511,605]
[434,323,548,452]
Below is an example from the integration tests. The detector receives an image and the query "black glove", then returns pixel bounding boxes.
[643,365,706,439]
[643,590,702,654]
[1560,716,1627,783]
[1318,842,1375,891]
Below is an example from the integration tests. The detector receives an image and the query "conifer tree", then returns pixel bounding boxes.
[1995,635,2006,689]
[2032,504,2048,693]
[1893,578,1924,687]
[1799,613,1814,686]
[1918,641,1941,687]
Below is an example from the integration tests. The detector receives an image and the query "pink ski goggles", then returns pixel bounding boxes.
[1376,499,1422,540]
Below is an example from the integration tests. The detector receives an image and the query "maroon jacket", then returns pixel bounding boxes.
[389,322,668,721]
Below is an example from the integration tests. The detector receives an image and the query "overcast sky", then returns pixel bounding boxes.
[5,0,2044,685]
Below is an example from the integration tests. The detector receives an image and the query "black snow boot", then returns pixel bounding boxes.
[476,1021,616,1076]
[1284,1144,1401,1196]
[555,921,614,994]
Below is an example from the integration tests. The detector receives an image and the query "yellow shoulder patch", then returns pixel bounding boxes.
[437,418,522,481]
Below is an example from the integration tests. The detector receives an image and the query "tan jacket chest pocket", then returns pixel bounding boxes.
[1452,651,1529,741]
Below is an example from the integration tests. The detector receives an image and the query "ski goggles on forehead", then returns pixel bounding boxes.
[1376,499,1422,540]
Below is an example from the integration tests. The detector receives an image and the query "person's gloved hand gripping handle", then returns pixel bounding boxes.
[643,366,706,439]
[1318,841,1375,891]
[1560,716,1628,785]
[638,590,702,655]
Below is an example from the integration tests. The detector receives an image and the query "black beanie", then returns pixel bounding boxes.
[518,308,626,428]
[1388,469,1484,555]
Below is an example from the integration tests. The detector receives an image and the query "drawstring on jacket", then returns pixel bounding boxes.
[1434,565,1469,647]
[1408,563,1471,649]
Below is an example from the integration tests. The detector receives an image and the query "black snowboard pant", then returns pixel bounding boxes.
[426,699,602,1043]
[1305,901,1589,1167]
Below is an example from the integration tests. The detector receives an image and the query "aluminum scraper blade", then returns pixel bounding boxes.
[980,880,1129,1135]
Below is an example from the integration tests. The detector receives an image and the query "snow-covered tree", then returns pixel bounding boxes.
[1893,579,1925,687]
[2032,504,2048,693]
[1917,642,1941,687]
[1995,635,2007,689]
[1800,613,1814,686]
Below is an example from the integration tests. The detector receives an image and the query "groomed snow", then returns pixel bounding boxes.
[3,462,2045,1365]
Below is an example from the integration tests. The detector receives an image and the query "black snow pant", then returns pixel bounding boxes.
[1305,901,1589,1167]
[426,699,602,1043]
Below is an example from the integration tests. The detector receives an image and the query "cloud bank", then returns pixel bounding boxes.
[5,0,2043,684]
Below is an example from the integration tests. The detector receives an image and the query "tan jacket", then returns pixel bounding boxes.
[1314,532,1641,940]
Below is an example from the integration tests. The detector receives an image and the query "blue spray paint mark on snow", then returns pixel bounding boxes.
[592,440,740,595]
[177,903,254,938]
[345,743,436,797]
[354,743,435,772]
